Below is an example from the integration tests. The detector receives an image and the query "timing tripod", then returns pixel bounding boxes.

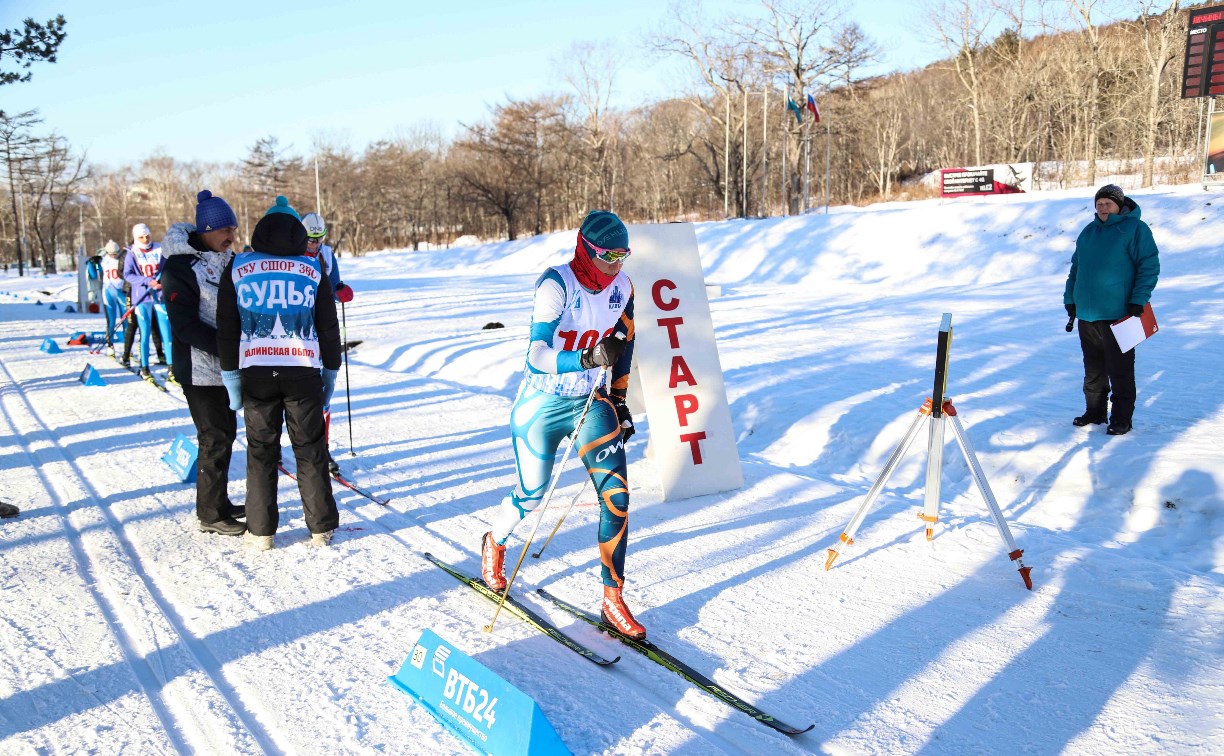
[824,314,1033,590]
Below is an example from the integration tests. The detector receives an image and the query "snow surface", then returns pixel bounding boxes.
[1,185,1222,755]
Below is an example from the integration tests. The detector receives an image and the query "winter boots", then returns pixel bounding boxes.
[601,585,647,640]
[481,531,507,591]
[199,517,245,537]
[1073,392,1108,427]
[328,454,341,477]
[1108,400,1134,436]
[310,529,334,547]
[244,532,274,551]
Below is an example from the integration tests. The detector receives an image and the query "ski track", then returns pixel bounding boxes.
[0,355,276,754]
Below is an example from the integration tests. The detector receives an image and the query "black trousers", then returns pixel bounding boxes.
[1078,319,1136,421]
[182,384,238,523]
[243,372,338,537]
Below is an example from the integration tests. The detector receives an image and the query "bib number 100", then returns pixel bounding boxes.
[443,668,498,728]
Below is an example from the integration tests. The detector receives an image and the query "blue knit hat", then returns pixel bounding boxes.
[579,210,628,255]
[264,195,300,220]
[195,190,237,232]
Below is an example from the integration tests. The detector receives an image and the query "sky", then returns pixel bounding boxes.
[2,0,952,167]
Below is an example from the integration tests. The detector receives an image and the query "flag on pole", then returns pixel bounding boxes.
[786,95,804,124]
[806,94,821,123]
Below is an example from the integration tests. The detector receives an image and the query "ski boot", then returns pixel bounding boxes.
[166,368,179,386]
[481,531,507,591]
[601,585,646,640]
[328,454,341,477]
[140,366,153,382]
[105,345,115,358]
[310,529,335,547]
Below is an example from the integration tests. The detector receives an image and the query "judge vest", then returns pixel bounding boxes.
[230,252,324,369]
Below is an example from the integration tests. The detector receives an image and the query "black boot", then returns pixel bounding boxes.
[1107,400,1134,436]
[1073,392,1108,427]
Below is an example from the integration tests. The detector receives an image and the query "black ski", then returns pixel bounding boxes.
[425,553,619,667]
[278,461,391,506]
[537,588,814,736]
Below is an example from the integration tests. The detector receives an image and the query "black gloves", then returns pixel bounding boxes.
[580,334,626,370]
[613,399,635,442]
[1065,303,1076,318]
[1127,303,1144,317]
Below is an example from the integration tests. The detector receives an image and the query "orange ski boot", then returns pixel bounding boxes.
[601,585,646,640]
[481,532,507,591]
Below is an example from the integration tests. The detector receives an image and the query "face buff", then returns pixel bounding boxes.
[569,239,617,292]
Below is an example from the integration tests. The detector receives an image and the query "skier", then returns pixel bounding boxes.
[1064,184,1160,435]
[481,210,644,638]
[84,252,104,312]
[163,190,246,536]
[99,241,126,355]
[217,196,343,550]
[301,212,354,475]
[122,223,174,381]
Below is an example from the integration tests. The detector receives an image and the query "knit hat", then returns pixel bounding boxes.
[132,223,151,240]
[264,195,301,220]
[1094,184,1125,208]
[578,210,628,256]
[252,212,308,256]
[104,240,121,255]
[195,189,238,232]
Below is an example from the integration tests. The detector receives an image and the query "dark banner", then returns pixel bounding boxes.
[940,167,1026,198]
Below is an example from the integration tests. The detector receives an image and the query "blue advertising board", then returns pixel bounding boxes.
[161,434,198,483]
[388,628,569,755]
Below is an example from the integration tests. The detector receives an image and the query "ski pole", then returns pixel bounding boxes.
[341,298,355,457]
[531,476,591,559]
[484,369,608,634]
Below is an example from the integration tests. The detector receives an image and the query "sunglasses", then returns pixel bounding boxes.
[580,232,630,263]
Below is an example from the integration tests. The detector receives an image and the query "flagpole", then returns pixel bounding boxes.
[782,94,789,216]
[803,119,810,213]
[761,87,768,217]
[825,114,831,215]
[742,88,748,218]
[724,89,730,218]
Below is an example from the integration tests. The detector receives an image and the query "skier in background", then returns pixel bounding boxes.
[122,223,174,381]
[1064,184,1160,436]
[163,190,246,537]
[100,241,126,356]
[217,196,343,550]
[84,251,103,312]
[301,212,354,475]
[481,210,644,638]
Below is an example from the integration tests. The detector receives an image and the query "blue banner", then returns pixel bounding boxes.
[161,434,198,483]
[388,628,569,755]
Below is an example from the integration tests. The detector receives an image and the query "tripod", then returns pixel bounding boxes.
[825,314,1033,590]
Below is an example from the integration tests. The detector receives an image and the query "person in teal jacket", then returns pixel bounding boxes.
[1063,184,1160,435]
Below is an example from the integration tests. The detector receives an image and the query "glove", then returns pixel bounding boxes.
[1127,303,1144,317]
[322,368,339,407]
[613,399,635,443]
[336,283,354,304]
[220,369,243,411]
[1064,303,1076,318]
[580,334,626,370]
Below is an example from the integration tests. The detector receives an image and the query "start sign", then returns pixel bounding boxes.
[625,223,743,501]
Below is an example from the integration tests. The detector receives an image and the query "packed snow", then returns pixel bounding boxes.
[1,185,1221,754]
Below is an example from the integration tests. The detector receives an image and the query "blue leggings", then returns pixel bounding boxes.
[134,302,173,367]
[492,385,630,586]
[103,287,126,344]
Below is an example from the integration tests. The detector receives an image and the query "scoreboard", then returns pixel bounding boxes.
[1183,4,1224,98]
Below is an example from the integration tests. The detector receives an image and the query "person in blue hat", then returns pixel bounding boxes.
[216,196,343,550]
[163,190,247,537]
[481,209,646,639]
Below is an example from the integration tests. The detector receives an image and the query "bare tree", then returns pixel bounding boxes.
[1131,0,1183,187]
[927,0,999,166]
[0,109,41,275]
